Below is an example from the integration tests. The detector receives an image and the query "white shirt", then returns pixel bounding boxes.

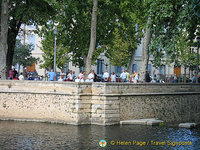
[120,72,127,79]
[111,74,116,82]
[103,72,109,78]
[88,73,94,80]
[79,73,84,79]
[67,73,73,80]
[18,75,24,80]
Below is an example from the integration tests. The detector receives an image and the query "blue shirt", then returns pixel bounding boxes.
[48,72,56,81]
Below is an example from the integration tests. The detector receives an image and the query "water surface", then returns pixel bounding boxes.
[0,121,199,150]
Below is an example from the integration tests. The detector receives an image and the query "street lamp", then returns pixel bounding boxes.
[196,36,200,83]
[53,27,58,73]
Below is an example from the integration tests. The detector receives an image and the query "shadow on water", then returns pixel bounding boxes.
[0,121,199,150]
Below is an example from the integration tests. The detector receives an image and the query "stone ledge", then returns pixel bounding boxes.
[179,123,198,129]
[120,118,164,126]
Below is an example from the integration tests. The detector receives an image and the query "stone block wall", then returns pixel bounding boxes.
[0,81,200,125]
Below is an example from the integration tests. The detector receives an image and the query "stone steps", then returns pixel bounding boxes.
[120,118,164,126]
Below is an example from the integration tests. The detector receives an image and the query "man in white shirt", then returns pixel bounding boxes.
[120,70,127,82]
[18,73,24,80]
[103,70,109,82]
[86,70,94,82]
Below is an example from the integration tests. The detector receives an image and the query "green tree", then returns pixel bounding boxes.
[13,39,38,72]
[39,26,70,70]
[0,0,55,75]
[149,0,200,69]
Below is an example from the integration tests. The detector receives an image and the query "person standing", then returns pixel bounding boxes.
[79,71,85,82]
[13,68,18,79]
[86,70,94,82]
[18,73,24,80]
[111,72,116,82]
[120,70,127,82]
[126,70,130,82]
[67,70,73,81]
[145,71,150,83]
[103,70,110,82]
[8,68,14,80]
[48,69,56,81]
[174,74,178,83]
[60,70,66,80]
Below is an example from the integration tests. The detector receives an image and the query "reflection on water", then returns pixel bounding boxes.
[0,121,199,150]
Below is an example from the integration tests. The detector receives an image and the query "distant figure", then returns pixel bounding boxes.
[145,71,150,82]
[191,74,196,83]
[8,67,14,80]
[174,74,178,83]
[28,74,34,80]
[86,70,94,82]
[67,70,73,81]
[78,71,85,82]
[18,73,24,80]
[151,75,157,83]
[111,72,116,82]
[120,70,127,82]
[126,70,130,82]
[72,71,76,81]
[13,68,18,79]
[60,70,66,80]
[103,70,109,82]
[48,70,56,81]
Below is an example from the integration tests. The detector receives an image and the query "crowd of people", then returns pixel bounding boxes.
[8,67,200,83]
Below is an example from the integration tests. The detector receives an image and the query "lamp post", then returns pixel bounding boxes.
[53,27,58,73]
[196,37,200,83]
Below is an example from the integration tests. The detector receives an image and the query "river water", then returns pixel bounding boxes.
[0,121,199,150]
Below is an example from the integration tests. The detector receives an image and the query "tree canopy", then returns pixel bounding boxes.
[13,39,38,67]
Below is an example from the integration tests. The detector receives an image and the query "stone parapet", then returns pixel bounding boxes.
[0,80,200,125]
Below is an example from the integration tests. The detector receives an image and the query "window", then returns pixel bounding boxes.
[159,65,166,75]
[97,59,104,74]
[80,66,85,73]
[132,64,137,73]
[115,66,122,75]
[28,35,36,50]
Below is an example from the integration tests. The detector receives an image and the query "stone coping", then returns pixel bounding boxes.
[1,80,200,85]
[1,91,200,96]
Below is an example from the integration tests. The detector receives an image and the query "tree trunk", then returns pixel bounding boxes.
[85,0,98,80]
[128,49,136,73]
[140,18,152,82]
[0,0,9,80]
[6,20,22,76]
[184,66,186,83]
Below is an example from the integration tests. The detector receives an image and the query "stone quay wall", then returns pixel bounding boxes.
[0,81,200,125]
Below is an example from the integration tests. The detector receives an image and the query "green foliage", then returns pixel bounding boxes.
[105,28,131,66]
[39,26,70,70]
[148,0,200,68]
[13,39,38,67]
[0,0,55,73]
